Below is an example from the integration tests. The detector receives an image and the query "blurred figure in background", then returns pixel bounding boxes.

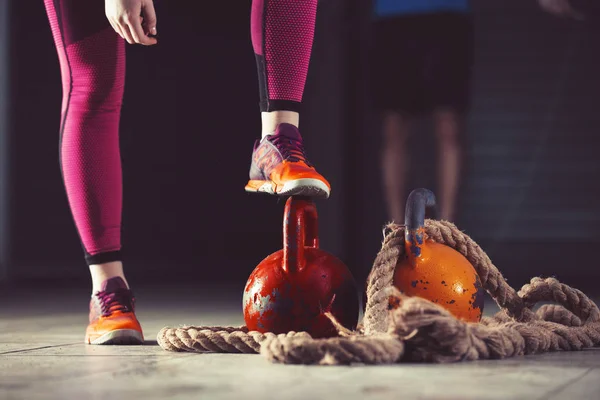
[372,0,474,223]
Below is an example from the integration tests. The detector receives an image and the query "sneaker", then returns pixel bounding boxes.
[85,277,144,345]
[245,123,331,198]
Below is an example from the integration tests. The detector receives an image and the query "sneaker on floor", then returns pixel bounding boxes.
[245,123,331,199]
[85,277,144,345]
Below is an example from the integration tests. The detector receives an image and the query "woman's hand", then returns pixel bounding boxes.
[105,0,158,45]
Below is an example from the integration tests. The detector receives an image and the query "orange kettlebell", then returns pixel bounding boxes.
[393,188,485,322]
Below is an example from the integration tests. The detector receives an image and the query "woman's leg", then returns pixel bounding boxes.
[245,0,331,199]
[44,0,142,345]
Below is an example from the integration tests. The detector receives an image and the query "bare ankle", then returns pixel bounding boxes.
[89,261,128,292]
[261,111,299,136]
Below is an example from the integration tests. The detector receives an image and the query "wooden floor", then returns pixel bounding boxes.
[1,283,600,400]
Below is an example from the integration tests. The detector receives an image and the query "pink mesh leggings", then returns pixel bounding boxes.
[44,0,317,265]
[251,0,318,112]
[45,0,124,265]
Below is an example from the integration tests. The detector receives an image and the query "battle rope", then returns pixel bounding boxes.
[157,220,600,365]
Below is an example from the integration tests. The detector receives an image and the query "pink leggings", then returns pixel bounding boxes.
[44,0,317,264]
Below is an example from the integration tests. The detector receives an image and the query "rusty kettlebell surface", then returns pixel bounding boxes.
[243,197,359,338]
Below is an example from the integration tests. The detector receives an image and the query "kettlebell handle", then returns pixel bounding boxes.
[283,196,319,274]
[405,188,438,259]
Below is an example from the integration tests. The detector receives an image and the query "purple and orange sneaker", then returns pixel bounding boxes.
[245,123,331,198]
[85,277,144,345]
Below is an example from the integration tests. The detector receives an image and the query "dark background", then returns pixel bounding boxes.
[1,0,599,293]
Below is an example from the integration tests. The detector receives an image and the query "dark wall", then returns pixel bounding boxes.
[7,0,349,284]
[0,0,10,281]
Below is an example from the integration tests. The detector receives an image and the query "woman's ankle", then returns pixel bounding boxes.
[89,261,128,292]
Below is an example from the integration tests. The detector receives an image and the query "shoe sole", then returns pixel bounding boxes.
[87,329,144,345]
[245,178,330,199]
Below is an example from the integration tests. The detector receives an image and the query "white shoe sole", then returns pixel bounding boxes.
[247,178,330,199]
[88,329,144,345]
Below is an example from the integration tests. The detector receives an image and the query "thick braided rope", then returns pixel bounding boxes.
[261,333,405,365]
[156,324,404,363]
[362,226,404,335]
[156,325,314,353]
[387,279,600,363]
[158,220,600,364]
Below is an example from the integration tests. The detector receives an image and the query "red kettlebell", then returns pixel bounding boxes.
[243,196,359,338]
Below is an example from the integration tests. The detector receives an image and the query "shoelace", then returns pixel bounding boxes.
[96,288,134,317]
[270,136,313,167]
